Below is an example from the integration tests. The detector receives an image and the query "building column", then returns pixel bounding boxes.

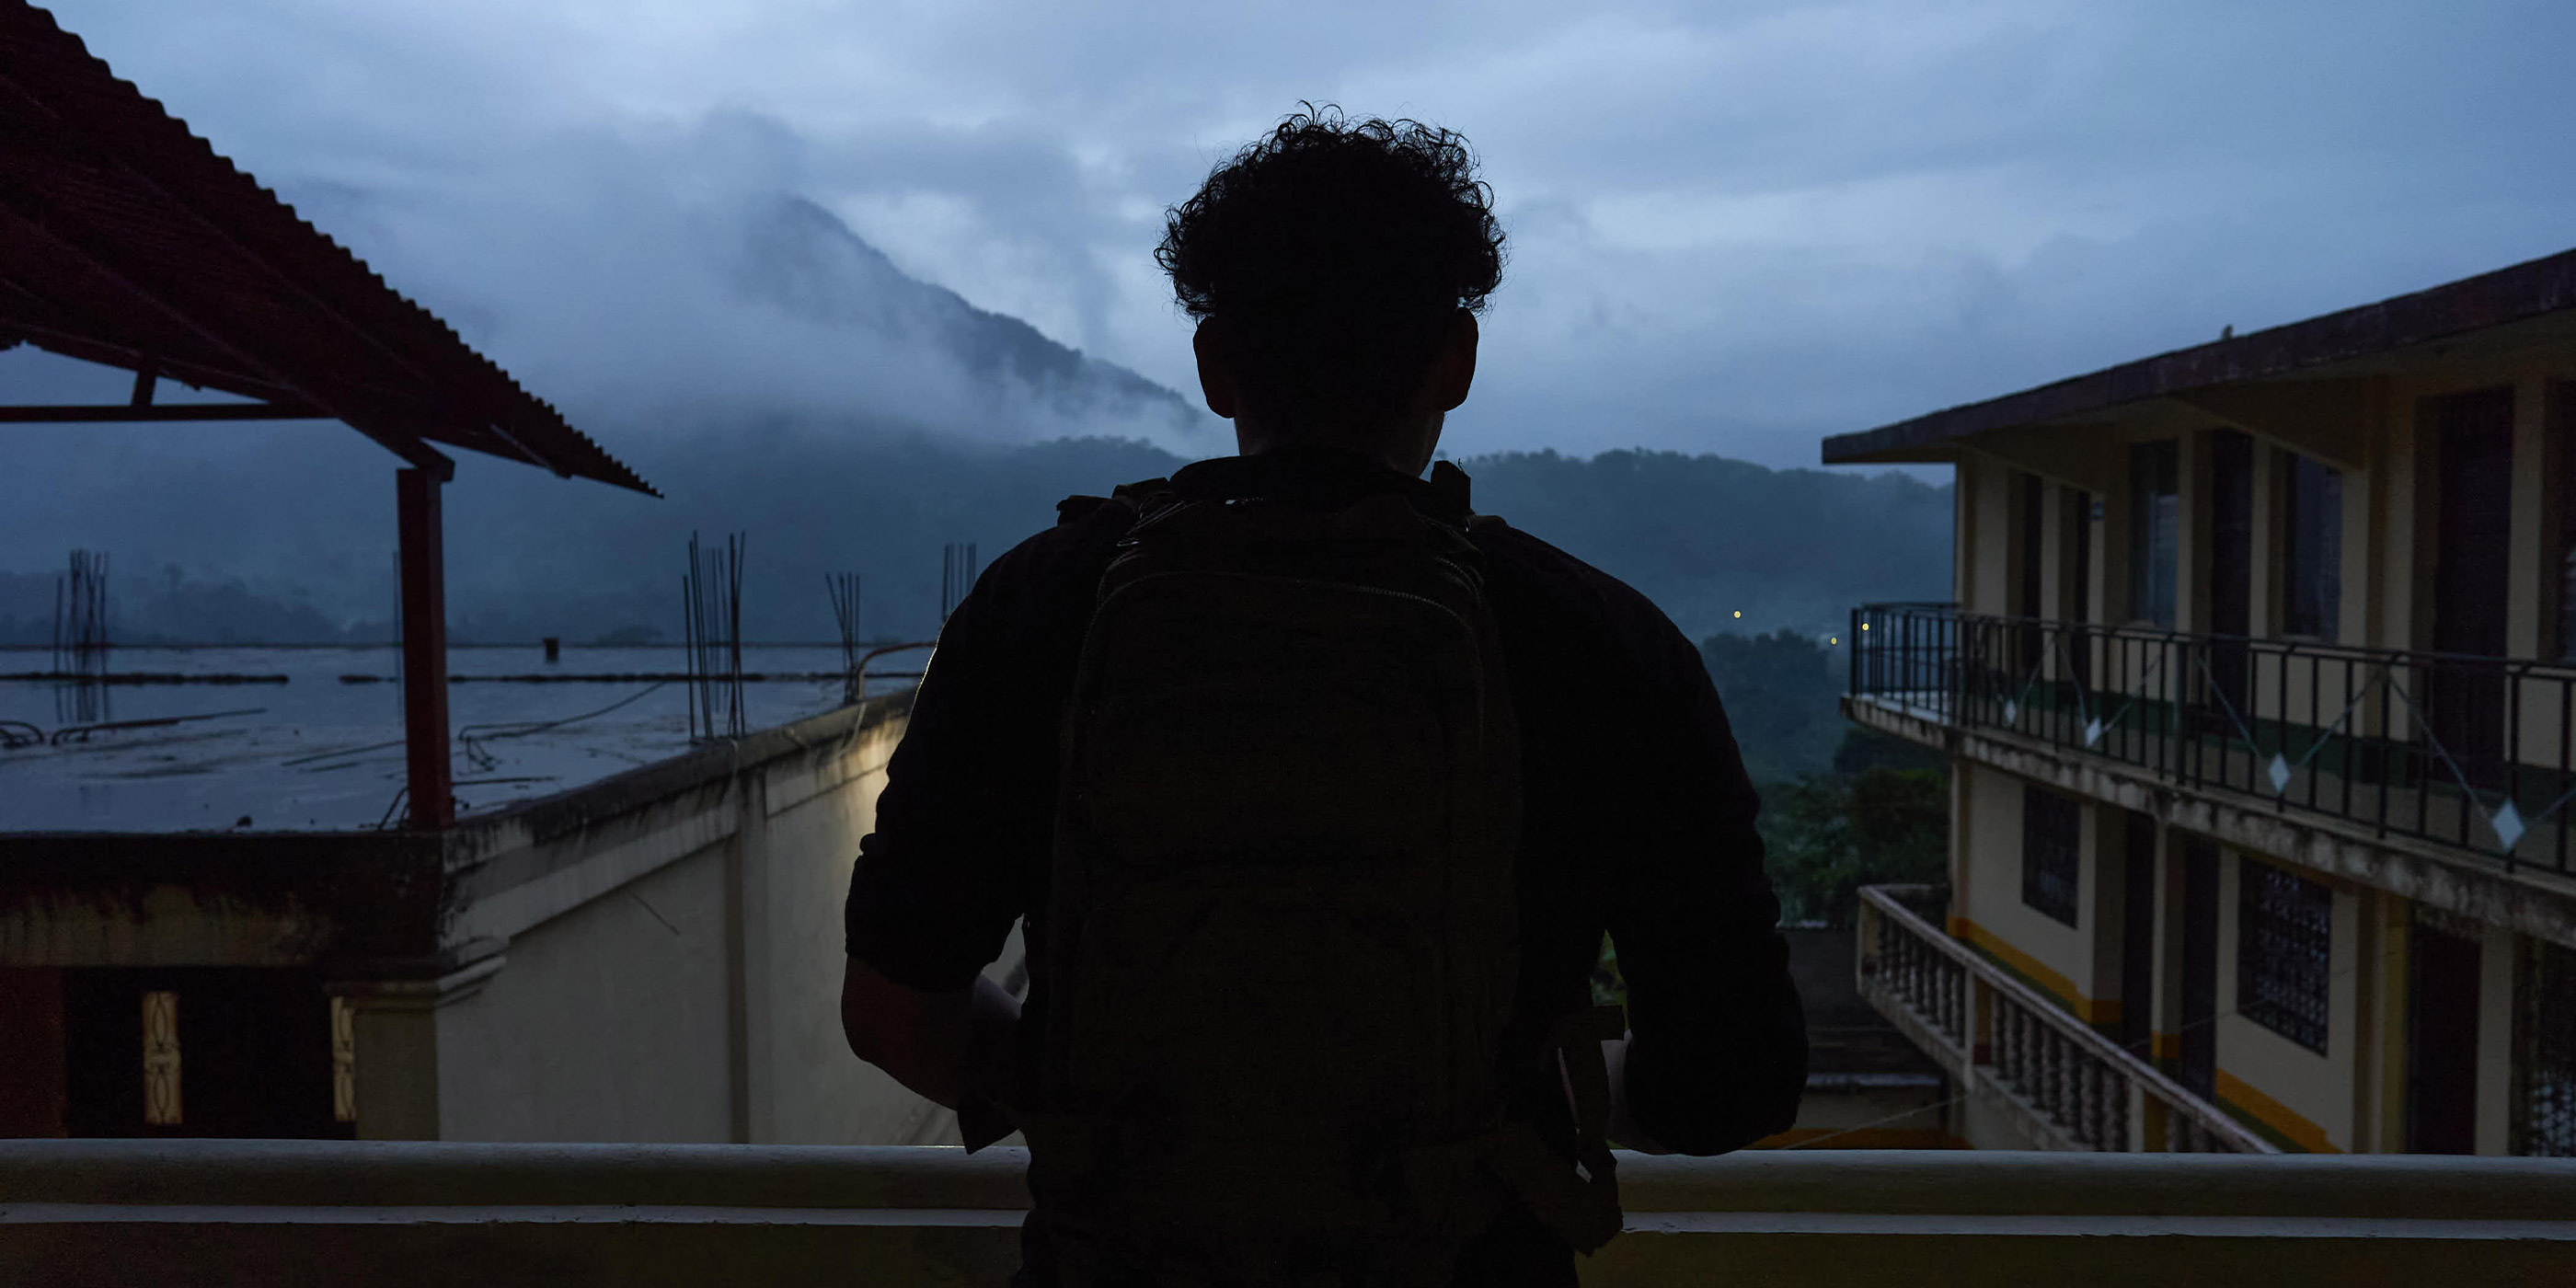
[327,941,507,1142]
[397,467,452,830]
[724,769,774,1144]
[2477,926,2515,1155]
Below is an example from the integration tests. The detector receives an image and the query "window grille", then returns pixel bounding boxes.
[142,990,180,1126]
[2021,785,2081,926]
[2517,938,2576,1156]
[2237,861,2331,1052]
[331,996,358,1124]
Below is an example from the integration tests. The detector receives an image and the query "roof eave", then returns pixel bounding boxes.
[1821,244,2576,465]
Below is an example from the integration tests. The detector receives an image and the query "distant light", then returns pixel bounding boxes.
[1829,637,1838,645]
[1861,623,1870,630]
[1732,611,1742,618]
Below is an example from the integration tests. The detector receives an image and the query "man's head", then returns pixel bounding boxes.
[1157,107,1505,473]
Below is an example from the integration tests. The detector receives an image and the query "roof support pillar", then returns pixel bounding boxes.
[397,467,452,830]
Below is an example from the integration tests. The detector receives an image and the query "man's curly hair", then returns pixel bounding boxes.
[1156,106,1505,438]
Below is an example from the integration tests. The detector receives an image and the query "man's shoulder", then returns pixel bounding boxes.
[1471,517,1685,650]
[972,490,1150,604]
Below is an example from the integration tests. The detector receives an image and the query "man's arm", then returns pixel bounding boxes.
[1603,623,1809,1156]
[841,526,1093,1128]
[839,953,1020,1110]
[1601,1034,1674,1154]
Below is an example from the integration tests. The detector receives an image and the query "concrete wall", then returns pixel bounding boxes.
[19,1140,2576,1287]
[1961,457,2012,616]
[754,718,983,1148]
[1952,762,2106,1023]
[2209,847,2358,1153]
[345,693,1019,1146]
[436,842,736,1143]
[1935,744,2548,1155]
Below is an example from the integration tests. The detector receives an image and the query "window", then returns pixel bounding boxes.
[2517,937,2576,1156]
[331,996,357,1124]
[2128,441,2179,627]
[2021,785,2081,926]
[142,990,180,1126]
[2282,454,2342,640]
[2237,860,2331,1053]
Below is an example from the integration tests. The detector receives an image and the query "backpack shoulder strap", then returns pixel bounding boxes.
[1055,476,1176,528]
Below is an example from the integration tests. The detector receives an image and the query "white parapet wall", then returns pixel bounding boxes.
[341,688,1018,1146]
[4,1140,2574,1287]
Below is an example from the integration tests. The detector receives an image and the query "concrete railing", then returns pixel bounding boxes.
[8,1139,2576,1286]
[1857,884,2276,1154]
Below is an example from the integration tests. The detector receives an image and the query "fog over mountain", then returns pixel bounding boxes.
[0,428,1949,650]
[727,194,1202,440]
[3,185,1946,650]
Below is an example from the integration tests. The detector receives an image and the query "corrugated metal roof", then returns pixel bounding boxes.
[0,1,657,495]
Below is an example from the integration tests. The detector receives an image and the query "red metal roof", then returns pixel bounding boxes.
[0,1,656,494]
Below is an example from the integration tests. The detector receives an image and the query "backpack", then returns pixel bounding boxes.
[1012,466,1620,1287]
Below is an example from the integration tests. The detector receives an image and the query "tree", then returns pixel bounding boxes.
[1764,729,1949,926]
[1699,630,1843,786]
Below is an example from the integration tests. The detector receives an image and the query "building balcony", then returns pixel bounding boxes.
[1857,883,2270,1154]
[7,1136,2576,1285]
[1846,603,2576,940]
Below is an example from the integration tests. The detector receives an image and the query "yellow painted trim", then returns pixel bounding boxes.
[1949,916,2117,1025]
[2215,1067,2340,1154]
[1750,1128,1971,1150]
[2153,1032,2180,1062]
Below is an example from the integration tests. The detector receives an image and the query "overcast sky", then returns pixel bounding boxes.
[35,0,2576,469]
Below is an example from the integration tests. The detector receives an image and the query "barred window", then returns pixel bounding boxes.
[142,990,181,1126]
[2517,938,2576,1156]
[2237,860,2332,1052]
[2021,785,2081,926]
[331,996,358,1125]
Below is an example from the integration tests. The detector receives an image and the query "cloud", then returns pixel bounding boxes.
[26,0,2576,475]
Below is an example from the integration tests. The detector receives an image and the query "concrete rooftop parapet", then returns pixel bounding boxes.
[6,1140,2576,1286]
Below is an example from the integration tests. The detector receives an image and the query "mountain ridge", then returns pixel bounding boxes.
[731,196,1202,433]
[0,434,1950,649]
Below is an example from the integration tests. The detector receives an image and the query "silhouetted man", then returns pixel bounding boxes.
[842,108,1805,1287]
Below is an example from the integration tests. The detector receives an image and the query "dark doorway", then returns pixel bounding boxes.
[2428,388,2513,786]
[0,968,67,1136]
[2119,811,2157,1057]
[2130,442,2180,627]
[2068,489,2096,692]
[2407,922,2483,1154]
[2178,839,2221,1098]
[2206,429,2255,726]
[2018,471,2046,675]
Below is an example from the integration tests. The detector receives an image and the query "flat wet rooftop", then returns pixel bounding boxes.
[0,645,910,833]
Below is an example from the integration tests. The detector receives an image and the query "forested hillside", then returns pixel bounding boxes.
[0,434,1950,650]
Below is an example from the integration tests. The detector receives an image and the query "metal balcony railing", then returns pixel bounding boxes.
[1848,603,2576,874]
[1857,884,2276,1154]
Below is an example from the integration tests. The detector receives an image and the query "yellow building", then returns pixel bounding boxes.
[1828,247,2576,1156]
